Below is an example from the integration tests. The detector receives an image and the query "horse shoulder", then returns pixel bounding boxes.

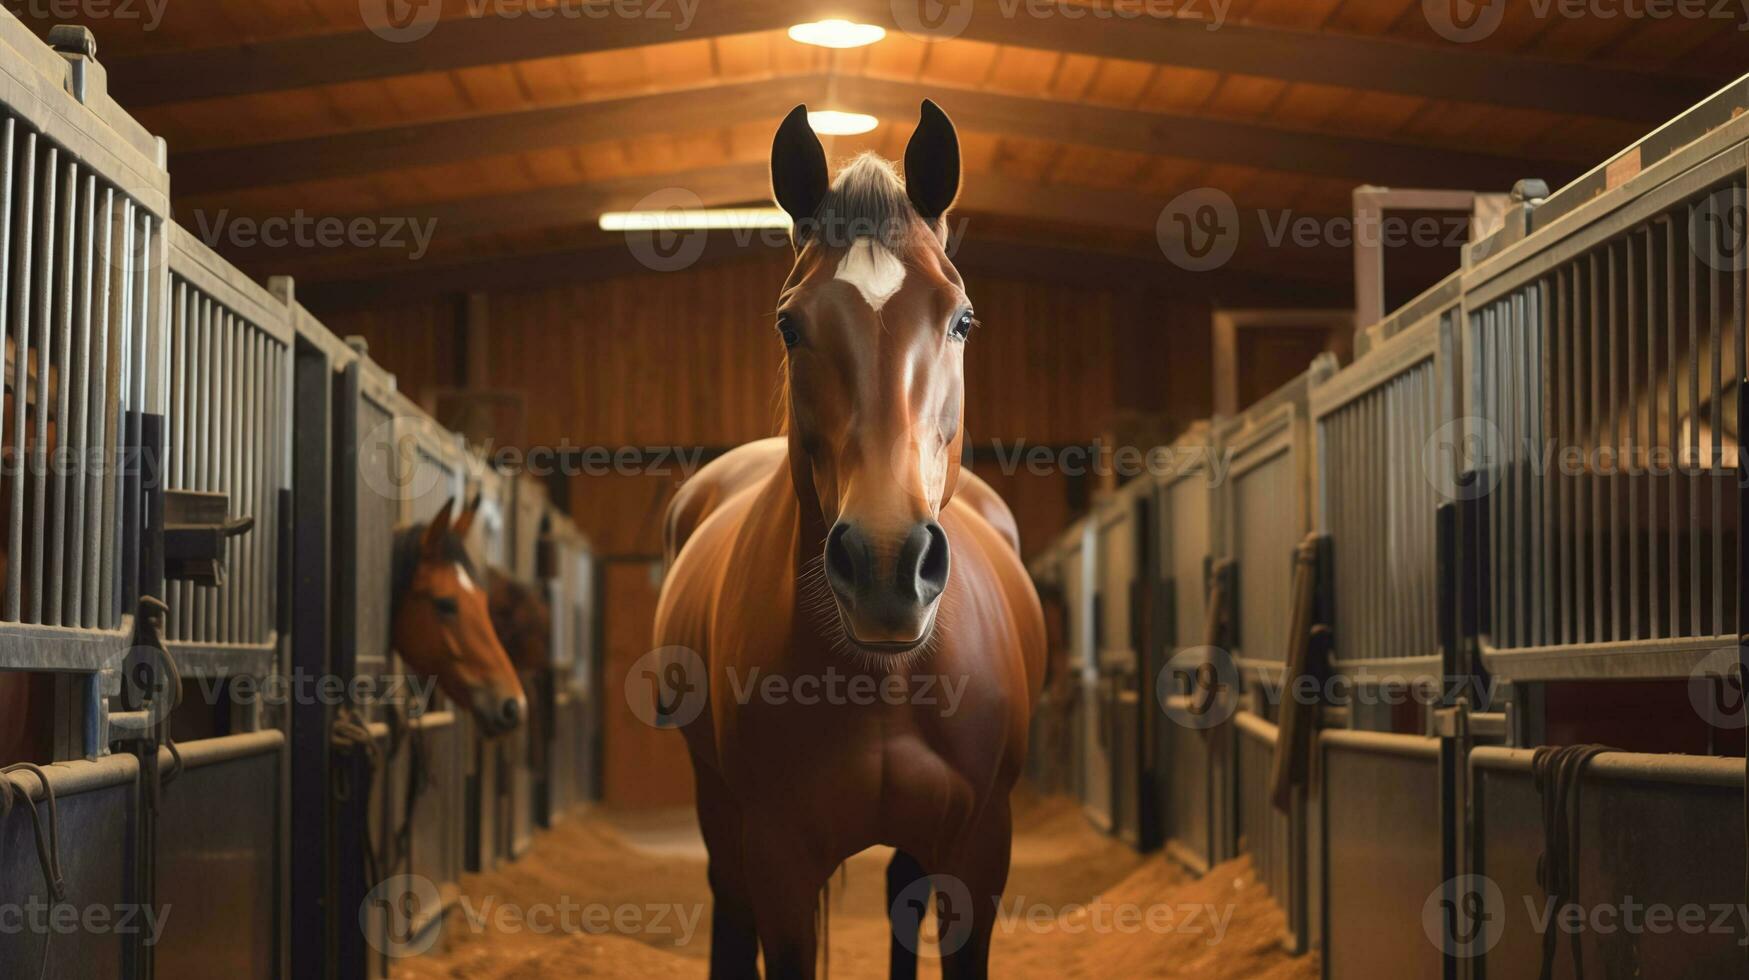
[952,469,1022,555]
[942,494,1047,710]
[663,437,787,564]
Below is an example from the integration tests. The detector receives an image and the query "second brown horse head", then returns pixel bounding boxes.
[770,100,969,655]
[392,497,526,736]
[486,566,552,673]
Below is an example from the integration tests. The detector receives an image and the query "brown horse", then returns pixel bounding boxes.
[655,102,1045,980]
[393,497,526,736]
[486,566,552,674]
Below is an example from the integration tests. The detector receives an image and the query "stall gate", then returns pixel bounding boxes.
[1059,517,1105,829]
[150,222,292,980]
[1450,75,1749,980]
[1149,423,1225,874]
[1092,479,1149,847]
[1308,275,1462,979]
[1215,360,1333,955]
[0,15,165,979]
[545,512,598,816]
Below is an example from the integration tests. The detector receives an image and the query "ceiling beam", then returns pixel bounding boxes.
[173,73,1571,199]
[171,75,815,195]
[293,232,1346,315]
[835,75,1570,192]
[107,0,1713,122]
[221,163,1367,292]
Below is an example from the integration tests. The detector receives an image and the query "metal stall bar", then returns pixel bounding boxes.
[1462,118,1749,681]
[1311,287,1454,693]
[161,222,292,682]
[0,14,166,685]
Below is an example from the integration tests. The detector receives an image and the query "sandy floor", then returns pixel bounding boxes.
[394,790,1319,979]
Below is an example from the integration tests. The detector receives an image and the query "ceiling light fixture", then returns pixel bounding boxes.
[807,110,879,136]
[787,19,887,48]
[598,208,792,232]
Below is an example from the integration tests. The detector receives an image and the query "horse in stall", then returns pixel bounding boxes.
[389,496,527,736]
[486,564,553,767]
[655,102,1045,980]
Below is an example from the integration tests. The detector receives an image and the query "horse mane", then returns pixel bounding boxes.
[391,522,478,603]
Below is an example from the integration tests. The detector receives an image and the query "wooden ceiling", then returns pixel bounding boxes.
[23,0,1749,305]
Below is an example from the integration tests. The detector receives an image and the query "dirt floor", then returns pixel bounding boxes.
[395,789,1319,979]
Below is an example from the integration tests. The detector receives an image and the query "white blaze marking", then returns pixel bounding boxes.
[454,564,479,595]
[834,238,906,311]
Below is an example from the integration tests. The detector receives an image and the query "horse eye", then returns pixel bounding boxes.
[951,311,976,340]
[777,314,800,349]
[433,596,459,617]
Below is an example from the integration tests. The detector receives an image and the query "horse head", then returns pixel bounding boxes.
[486,566,553,673]
[392,497,526,735]
[769,100,969,656]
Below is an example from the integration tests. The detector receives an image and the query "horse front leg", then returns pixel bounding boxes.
[692,763,759,979]
[885,849,927,980]
[743,827,829,980]
[935,801,1014,980]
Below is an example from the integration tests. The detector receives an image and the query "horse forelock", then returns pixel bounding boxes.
[796,152,940,258]
[392,522,477,603]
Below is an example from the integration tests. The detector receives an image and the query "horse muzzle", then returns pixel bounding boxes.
[823,519,949,653]
[471,690,527,737]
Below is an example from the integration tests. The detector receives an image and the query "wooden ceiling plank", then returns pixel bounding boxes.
[107,0,1710,123]
[175,73,1571,198]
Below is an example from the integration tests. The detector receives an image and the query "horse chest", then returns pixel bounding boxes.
[715,667,1000,849]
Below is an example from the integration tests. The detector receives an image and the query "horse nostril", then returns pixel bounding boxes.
[824,522,861,595]
[903,521,950,603]
[499,698,523,729]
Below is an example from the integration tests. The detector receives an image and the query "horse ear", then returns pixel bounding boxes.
[771,104,828,234]
[903,100,960,225]
[423,498,455,558]
[453,492,481,539]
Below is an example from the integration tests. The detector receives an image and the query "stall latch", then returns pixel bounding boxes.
[163,489,254,585]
